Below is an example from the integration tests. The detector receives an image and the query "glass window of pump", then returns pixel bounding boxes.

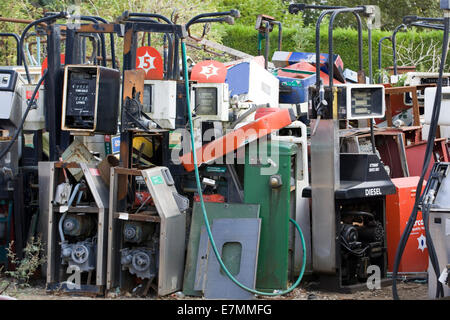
[351,87,383,117]
[195,87,217,115]
[143,84,153,113]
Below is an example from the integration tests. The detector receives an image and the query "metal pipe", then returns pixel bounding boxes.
[403,15,444,24]
[80,16,107,67]
[315,10,331,87]
[0,17,46,26]
[411,22,445,30]
[289,3,346,14]
[368,27,373,84]
[189,17,235,25]
[58,182,82,243]
[0,33,21,65]
[122,17,160,24]
[273,21,282,51]
[90,16,116,69]
[264,21,270,70]
[328,8,365,87]
[378,36,391,83]
[392,24,407,76]
[185,10,239,30]
[128,12,173,25]
[173,34,180,79]
[314,8,364,88]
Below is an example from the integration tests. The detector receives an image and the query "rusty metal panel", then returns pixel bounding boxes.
[405,141,435,177]
[118,70,146,200]
[61,140,97,181]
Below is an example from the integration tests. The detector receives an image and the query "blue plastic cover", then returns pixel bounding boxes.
[225,62,250,97]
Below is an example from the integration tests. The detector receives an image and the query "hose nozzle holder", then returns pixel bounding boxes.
[288,4,306,14]
[230,9,240,18]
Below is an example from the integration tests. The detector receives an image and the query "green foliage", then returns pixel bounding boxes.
[220,24,298,59]
[0,0,225,66]
[303,0,441,30]
[0,0,447,77]
[222,23,448,81]
[0,1,42,65]
[217,0,302,28]
[4,237,46,288]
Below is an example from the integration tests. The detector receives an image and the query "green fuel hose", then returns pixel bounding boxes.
[181,40,306,296]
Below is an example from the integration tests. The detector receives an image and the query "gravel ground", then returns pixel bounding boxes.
[0,279,429,300]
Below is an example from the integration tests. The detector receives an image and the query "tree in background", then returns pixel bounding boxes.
[0,1,41,65]
[0,0,227,65]
[295,0,441,30]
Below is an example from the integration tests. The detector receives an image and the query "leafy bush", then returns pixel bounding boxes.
[220,24,449,79]
[4,237,46,288]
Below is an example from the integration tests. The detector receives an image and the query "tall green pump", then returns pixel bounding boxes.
[244,140,297,292]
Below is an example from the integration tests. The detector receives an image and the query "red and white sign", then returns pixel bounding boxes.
[191,60,227,83]
[136,46,163,80]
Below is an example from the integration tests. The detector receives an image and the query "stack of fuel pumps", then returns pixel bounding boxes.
[39,9,282,297]
[31,3,449,300]
[0,29,45,268]
[33,4,384,299]
[284,3,397,291]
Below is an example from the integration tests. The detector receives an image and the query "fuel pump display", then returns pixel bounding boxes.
[62,65,120,135]
[348,86,385,119]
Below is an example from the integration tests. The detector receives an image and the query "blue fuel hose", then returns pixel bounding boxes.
[181,40,306,296]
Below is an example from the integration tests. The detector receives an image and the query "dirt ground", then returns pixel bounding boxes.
[0,278,429,300]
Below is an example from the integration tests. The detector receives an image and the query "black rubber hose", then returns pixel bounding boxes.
[19,12,67,84]
[392,16,450,300]
[0,70,47,160]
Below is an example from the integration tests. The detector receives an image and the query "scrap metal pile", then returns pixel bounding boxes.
[0,1,448,301]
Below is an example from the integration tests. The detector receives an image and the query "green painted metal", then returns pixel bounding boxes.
[182,202,260,296]
[244,140,297,292]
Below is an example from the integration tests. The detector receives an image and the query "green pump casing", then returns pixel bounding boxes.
[244,140,297,291]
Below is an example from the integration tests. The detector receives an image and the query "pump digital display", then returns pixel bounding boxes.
[351,90,373,115]
[65,70,97,129]
[348,86,384,119]
[195,87,218,116]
